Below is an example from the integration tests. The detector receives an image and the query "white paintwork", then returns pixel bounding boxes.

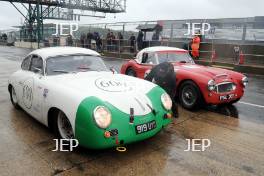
[182,65,201,69]
[8,47,158,134]
[28,46,100,60]
[135,46,186,63]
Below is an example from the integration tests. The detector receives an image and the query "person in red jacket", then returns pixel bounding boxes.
[191,34,201,59]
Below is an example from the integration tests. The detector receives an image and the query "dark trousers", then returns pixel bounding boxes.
[166,88,178,118]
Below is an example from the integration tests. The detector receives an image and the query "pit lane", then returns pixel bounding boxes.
[0,46,263,176]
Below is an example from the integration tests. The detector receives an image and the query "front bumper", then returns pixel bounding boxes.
[75,87,172,149]
[88,110,171,149]
[203,85,245,105]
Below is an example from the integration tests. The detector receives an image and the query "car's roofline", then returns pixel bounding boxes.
[27,47,100,60]
[138,46,186,54]
[135,46,188,63]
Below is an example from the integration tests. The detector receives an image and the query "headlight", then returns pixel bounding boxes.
[93,106,112,129]
[242,76,248,87]
[208,79,216,91]
[161,93,172,110]
[232,83,237,90]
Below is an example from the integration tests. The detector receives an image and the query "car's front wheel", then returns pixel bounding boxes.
[179,81,203,110]
[55,111,74,139]
[126,68,136,77]
[10,86,20,109]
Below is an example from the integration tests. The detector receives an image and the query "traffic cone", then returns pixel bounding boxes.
[211,50,216,62]
[239,51,244,65]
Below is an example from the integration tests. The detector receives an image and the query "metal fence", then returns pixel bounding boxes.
[26,37,262,66]
[3,18,264,66]
[6,35,264,66]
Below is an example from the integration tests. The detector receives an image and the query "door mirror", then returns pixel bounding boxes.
[32,67,42,74]
[109,67,118,74]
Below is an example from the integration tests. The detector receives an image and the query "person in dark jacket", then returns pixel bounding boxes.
[129,34,136,53]
[94,32,102,52]
[67,34,73,46]
[80,34,86,48]
[118,32,124,52]
[145,62,178,117]
[86,32,94,49]
[137,30,144,50]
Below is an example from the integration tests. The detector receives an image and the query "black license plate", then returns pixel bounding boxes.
[219,94,235,101]
[135,120,157,134]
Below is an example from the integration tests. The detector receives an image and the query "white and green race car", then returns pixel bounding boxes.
[8,47,173,149]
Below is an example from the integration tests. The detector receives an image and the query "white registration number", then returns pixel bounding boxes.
[135,120,156,134]
[219,94,235,101]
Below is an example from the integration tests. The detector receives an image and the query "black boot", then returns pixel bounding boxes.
[172,102,179,118]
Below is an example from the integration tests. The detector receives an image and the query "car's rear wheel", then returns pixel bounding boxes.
[10,86,20,109]
[55,111,74,139]
[179,81,203,110]
[126,68,136,77]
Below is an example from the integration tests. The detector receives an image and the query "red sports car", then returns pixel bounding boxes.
[120,46,248,110]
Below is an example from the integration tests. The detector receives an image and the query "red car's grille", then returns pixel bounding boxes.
[217,82,234,93]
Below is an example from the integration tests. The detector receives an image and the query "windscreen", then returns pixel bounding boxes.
[46,55,108,75]
[157,52,194,64]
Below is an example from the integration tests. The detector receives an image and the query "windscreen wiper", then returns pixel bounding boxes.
[77,67,97,72]
[52,70,70,73]
[179,61,187,63]
[77,66,91,70]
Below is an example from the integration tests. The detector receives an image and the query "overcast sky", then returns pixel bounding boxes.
[0,0,263,29]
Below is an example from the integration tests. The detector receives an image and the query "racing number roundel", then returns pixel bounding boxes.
[95,78,133,92]
[22,78,33,109]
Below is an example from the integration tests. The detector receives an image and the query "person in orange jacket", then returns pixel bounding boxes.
[191,34,201,59]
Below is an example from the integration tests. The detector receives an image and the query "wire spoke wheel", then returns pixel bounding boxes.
[57,111,74,139]
[181,86,197,106]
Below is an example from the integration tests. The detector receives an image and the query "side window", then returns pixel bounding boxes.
[30,55,44,74]
[21,56,31,70]
[142,53,148,63]
[145,53,157,64]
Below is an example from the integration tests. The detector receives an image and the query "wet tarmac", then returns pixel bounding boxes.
[0,46,263,176]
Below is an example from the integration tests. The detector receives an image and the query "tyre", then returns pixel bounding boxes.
[179,81,203,110]
[126,68,136,77]
[54,111,74,139]
[10,86,20,109]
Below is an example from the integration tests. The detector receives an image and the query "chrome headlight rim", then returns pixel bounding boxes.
[93,106,112,129]
[208,79,216,91]
[242,76,248,87]
[161,93,173,111]
[231,83,237,91]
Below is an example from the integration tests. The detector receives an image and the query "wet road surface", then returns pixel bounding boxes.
[0,46,263,176]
